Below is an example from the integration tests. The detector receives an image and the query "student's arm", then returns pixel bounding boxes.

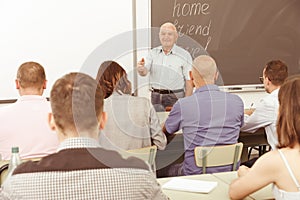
[229,151,279,199]
[162,123,176,144]
[162,102,181,143]
[148,173,170,200]
[149,104,167,150]
[241,98,275,133]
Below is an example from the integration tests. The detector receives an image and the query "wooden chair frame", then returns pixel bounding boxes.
[194,143,243,174]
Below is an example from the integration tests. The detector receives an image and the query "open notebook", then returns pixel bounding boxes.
[162,177,218,193]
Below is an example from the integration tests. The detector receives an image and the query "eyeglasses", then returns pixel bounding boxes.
[259,76,264,83]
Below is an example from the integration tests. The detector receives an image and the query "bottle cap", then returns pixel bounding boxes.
[11,147,19,153]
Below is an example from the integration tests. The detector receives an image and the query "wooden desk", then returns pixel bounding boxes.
[156,111,169,124]
[156,133,184,176]
[158,173,252,200]
[212,171,274,200]
[239,129,268,162]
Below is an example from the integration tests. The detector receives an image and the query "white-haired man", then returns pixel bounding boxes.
[137,22,193,111]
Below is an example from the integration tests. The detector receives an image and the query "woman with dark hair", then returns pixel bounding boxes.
[229,74,300,200]
[96,61,167,151]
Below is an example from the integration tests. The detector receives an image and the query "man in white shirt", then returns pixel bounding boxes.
[137,22,193,111]
[241,60,288,150]
[0,62,59,160]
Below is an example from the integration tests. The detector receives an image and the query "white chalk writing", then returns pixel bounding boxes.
[172,0,212,50]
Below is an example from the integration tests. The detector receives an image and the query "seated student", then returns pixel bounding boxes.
[229,74,300,200]
[96,61,167,151]
[1,72,168,199]
[0,61,59,160]
[241,60,288,150]
[162,55,244,176]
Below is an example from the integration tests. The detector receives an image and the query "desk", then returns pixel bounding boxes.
[156,112,184,174]
[158,173,253,200]
[157,112,169,124]
[239,129,268,162]
[158,172,274,199]
[212,172,274,200]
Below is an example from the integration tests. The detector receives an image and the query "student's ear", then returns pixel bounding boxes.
[99,112,107,130]
[48,113,56,131]
[189,71,193,81]
[15,79,20,89]
[214,71,219,82]
[266,77,272,86]
[43,80,47,89]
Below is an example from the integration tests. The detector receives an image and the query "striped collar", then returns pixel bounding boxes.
[57,137,100,151]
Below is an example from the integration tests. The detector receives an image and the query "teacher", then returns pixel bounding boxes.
[137,22,193,112]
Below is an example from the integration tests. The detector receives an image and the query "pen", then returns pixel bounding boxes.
[250,103,254,109]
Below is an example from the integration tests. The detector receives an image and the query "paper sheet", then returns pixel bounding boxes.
[162,177,218,193]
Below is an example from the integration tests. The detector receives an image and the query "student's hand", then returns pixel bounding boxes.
[244,108,255,116]
[237,165,250,177]
[165,106,172,112]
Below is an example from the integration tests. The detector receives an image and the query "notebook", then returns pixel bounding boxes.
[162,177,218,193]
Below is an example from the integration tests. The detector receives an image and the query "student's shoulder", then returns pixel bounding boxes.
[252,149,282,170]
[13,160,40,175]
[226,92,243,103]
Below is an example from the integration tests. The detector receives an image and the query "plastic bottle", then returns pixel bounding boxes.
[6,147,22,180]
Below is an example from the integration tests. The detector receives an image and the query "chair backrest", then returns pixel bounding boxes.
[0,161,9,186]
[121,145,157,172]
[194,142,243,174]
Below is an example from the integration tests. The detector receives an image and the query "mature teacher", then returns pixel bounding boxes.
[137,22,193,112]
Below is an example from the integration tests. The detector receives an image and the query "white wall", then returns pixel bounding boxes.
[0,0,134,100]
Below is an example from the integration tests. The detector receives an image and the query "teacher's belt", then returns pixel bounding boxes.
[151,88,184,94]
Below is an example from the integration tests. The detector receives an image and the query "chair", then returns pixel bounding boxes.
[122,145,157,172]
[194,142,243,174]
[248,144,271,160]
[0,161,9,186]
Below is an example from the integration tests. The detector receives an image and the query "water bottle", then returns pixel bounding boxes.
[5,147,22,180]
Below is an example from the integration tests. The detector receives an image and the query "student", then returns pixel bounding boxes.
[1,72,168,199]
[0,61,59,160]
[241,60,288,150]
[137,22,193,111]
[96,61,166,151]
[229,74,300,200]
[162,55,244,176]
